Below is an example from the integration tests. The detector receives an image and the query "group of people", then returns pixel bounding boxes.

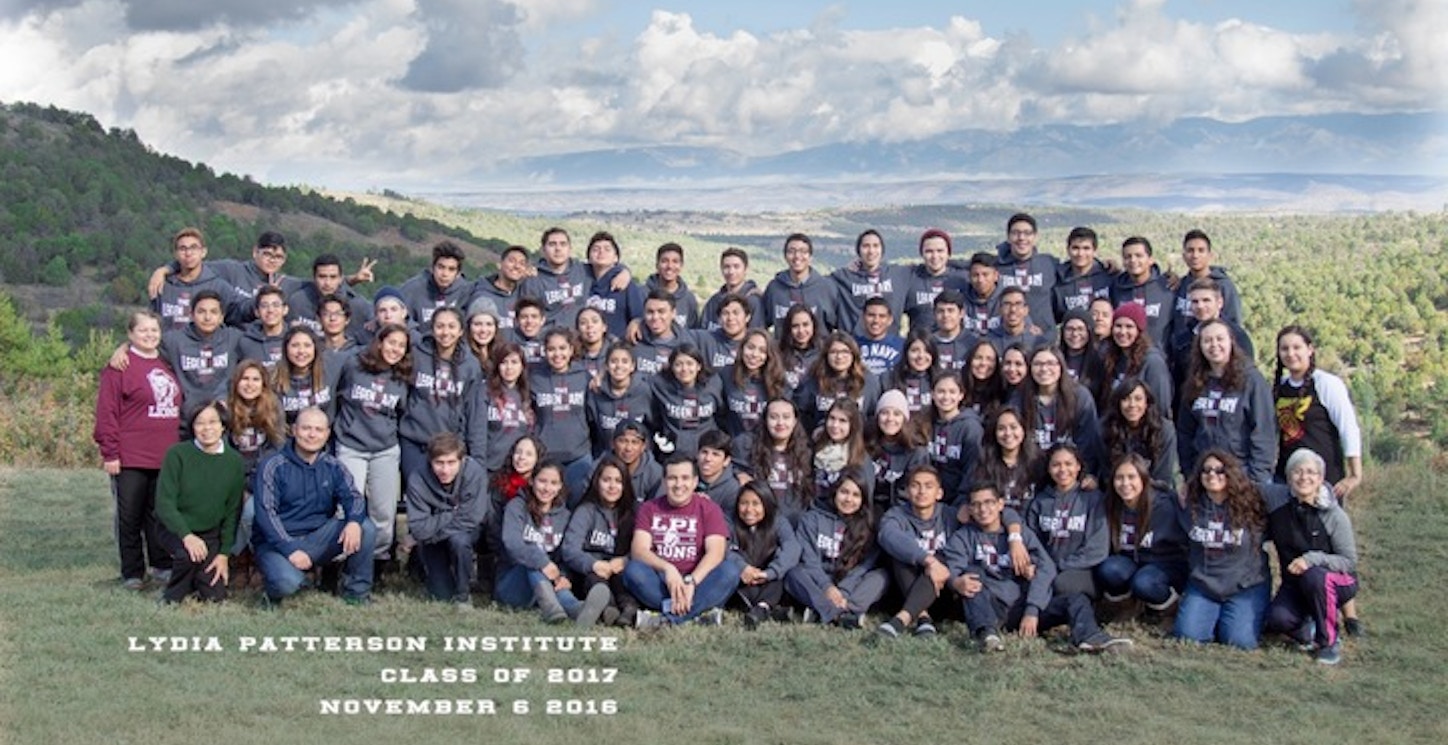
[93,215,1364,663]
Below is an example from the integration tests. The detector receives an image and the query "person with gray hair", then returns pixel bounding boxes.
[1262,448,1360,665]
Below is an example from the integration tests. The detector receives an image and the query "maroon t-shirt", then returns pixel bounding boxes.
[634,493,728,575]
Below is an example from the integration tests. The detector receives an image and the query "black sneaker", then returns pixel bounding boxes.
[836,613,861,630]
[875,618,904,639]
[913,617,938,638]
[744,603,770,631]
[1344,618,1366,638]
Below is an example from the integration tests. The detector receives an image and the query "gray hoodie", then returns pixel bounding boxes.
[161,324,245,405]
[404,456,489,545]
[498,496,570,573]
[1022,485,1109,572]
[941,521,1058,618]
[761,268,843,331]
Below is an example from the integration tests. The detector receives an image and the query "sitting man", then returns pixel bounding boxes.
[623,454,738,626]
[252,406,376,607]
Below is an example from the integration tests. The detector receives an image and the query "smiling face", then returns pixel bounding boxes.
[320,301,348,336]
[834,478,864,516]
[499,249,530,282]
[765,400,797,442]
[1007,220,1036,259]
[192,405,225,450]
[1001,349,1028,386]
[671,353,701,386]
[532,466,563,507]
[999,293,1028,330]
[906,338,934,373]
[605,347,635,384]
[931,375,963,415]
[826,341,854,374]
[1199,456,1228,499]
[511,439,539,475]
[907,469,943,512]
[934,303,963,335]
[596,464,625,506]
[970,344,998,381]
[236,365,265,401]
[292,409,330,457]
[740,333,769,372]
[1189,289,1223,322]
[256,293,287,331]
[876,405,905,437]
[920,236,950,273]
[720,254,747,287]
[1122,242,1152,280]
[1182,237,1213,273]
[789,311,815,348]
[1198,323,1233,370]
[719,300,748,338]
[1288,458,1325,501]
[1062,318,1090,352]
[656,249,682,283]
[613,431,645,466]
[863,304,892,338]
[1277,331,1314,378]
[127,315,162,355]
[736,489,765,528]
[1119,384,1149,425]
[470,313,497,347]
[1030,350,1062,389]
[1113,462,1144,507]
[968,262,997,296]
[432,312,462,352]
[697,446,728,481]
[1067,237,1097,271]
[544,334,573,372]
[966,488,1004,531]
[857,232,884,270]
[784,238,812,275]
[516,305,544,335]
[380,330,408,367]
[542,231,572,268]
[995,411,1025,453]
[1112,317,1140,349]
[1048,448,1082,490]
[644,298,673,335]
[663,461,699,506]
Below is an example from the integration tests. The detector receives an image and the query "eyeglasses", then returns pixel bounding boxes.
[1009,230,1035,238]
[257,249,286,260]
[257,301,286,310]
[176,243,204,253]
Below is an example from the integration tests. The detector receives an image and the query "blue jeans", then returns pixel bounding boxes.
[254,519,376,602]
[1173,580,1269,649]
[1096,556,1188,605]
[622,560,739,623]
[494,564,582,616]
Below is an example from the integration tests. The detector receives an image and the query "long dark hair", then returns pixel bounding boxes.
[1272,323,1318,383]
[525,460,567,527]
[750,398,815,512]
[888,328,938,388]
[1020,345,1085,449]
[812,397,867,468]
[273,326,326,396]
[487,341,535,427]
[809,331,867,398]
[973,404,1041,510]
[831,474,874,580]
[732,328,787,400]
[1186,448,1265,533]
[963,338,1003,411]
[1105,454,1154,553]
[1101,377,1169,473]
[733,483,780,568]
[358,323,413,380]
[776,304,822,368]
[581,456,636,555]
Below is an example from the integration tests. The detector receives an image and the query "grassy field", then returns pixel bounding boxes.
[1,464,1444,745]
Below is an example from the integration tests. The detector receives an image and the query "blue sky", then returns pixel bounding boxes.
[0,0,1438,190]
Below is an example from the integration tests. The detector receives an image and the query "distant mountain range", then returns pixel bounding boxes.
[437,112,1447,213]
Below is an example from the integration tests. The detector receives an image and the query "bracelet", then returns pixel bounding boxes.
[1007,533,1024,543]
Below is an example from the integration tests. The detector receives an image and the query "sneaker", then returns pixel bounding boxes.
[836,613,862,630]
[1344,618,1366,638]
[1315,641,1342,666]
[744,603,770,631]
[1103,590,1132,603]
[575,585,611,628]
[1146,587,1181,612]
[634,609,667,630]
[122,577,145,591]
[601,607,622,627]
[875,618,904,639]
[801,608,818,625]
[1078,632,1134,653]
[149,568,172,585]
[695,608,724,626]
[913,617,938,638]
[978,631,1005,653]
[771,605,794,623]
[1295,621,1318,653]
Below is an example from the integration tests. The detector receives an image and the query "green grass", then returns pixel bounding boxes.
[1,464,1445,745]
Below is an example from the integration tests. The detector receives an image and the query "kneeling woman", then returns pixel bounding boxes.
[786,475,886,628]
[1097,454,1188,614]
[496,461,583,622]
[404,432,490,605]
[1173,449,1270,650]
[727,483,801,628]
[1263,449,1359,665]
[154,401,246,603]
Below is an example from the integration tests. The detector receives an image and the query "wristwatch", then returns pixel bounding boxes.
[683,574,695,585]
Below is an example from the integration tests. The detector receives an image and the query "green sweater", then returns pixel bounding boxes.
[155,441,246,554]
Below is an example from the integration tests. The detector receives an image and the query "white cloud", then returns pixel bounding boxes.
[0,0,1441,188]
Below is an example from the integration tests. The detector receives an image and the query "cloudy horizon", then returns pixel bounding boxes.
[0,0,1443,192]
